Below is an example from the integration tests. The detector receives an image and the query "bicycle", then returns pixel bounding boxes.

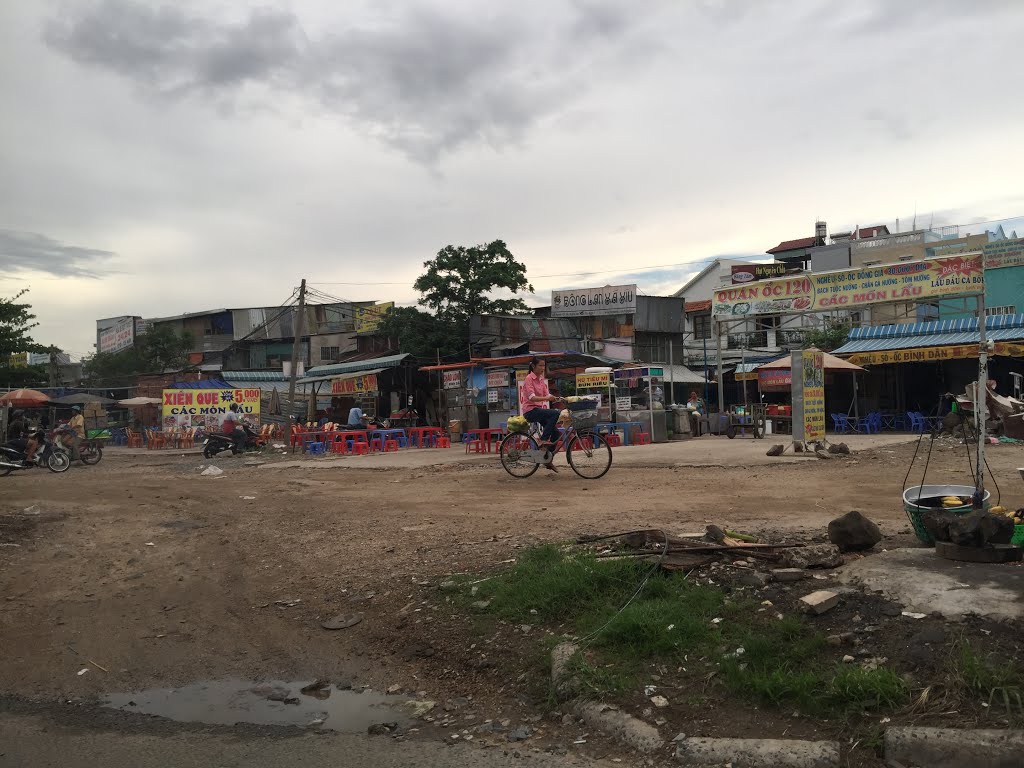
[498,403,613,480]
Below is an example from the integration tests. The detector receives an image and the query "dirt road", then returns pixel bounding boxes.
[1,437,1022,762]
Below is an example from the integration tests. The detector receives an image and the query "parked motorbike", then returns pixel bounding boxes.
[52,425,103,465]
[0,430,72,475]
[202,424,264,459]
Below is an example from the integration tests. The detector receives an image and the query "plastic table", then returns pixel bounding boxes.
[368,428,408,448]
[406,426,445,447]
[464,428,504,453]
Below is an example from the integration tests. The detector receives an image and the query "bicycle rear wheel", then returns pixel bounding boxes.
[566,431,612,479]
[79,442,103,465]
[499,433,540,478]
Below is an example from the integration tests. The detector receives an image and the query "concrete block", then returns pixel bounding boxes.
[772,568,807,582]
[885,727,1024,768]
[576,702,663,753]
[734,569,772,587]
[799,590,839,615]
[675,736,840,767]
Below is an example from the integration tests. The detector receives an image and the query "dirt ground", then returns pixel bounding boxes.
[1,437,1023,764]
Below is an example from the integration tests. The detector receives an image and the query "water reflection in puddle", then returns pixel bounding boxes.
[103,680,413,733]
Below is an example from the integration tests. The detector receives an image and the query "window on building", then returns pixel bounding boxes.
[985,305,1016,317]
[320,346,341,360]
[864,259,881,266]
[693,313,712,340]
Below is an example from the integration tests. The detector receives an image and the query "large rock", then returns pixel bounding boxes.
[782,544,843,569]
[919,509,960,543]
[827,511,882,552]
[948,511,1014,547]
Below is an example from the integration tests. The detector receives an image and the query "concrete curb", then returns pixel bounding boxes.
[884,727,1024,768]
[550,641,664,754]
[674,737,840,767]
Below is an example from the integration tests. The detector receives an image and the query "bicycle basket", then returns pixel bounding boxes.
[571,409,600,429]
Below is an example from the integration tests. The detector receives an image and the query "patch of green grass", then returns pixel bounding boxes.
[952,639,1024,715]
[469,546,911,716]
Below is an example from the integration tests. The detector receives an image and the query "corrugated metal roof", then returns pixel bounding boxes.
[303,353,409,378]
[221,371,288,381]
[835,314,1024,354]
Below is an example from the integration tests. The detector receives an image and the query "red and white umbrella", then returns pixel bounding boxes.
[0,388,50,408]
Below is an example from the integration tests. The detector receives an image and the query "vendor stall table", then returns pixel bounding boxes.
[464,427,504,453]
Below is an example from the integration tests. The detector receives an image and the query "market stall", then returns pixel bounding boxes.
[754,350,864,435]
[575,369,614,423]
[330,371,381,423]
[612,366,667,443]
[485,367,517,428]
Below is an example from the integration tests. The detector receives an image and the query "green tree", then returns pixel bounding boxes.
[136,325,194,372]
[376,306,465,360]
[0,289,45,359]
[82,348,141,387]
[413,240,534,324]
[803,319,850,351]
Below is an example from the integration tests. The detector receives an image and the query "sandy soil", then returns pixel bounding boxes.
[1,438,1022,762]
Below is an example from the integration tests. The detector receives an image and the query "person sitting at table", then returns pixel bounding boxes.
[521,356,560,472]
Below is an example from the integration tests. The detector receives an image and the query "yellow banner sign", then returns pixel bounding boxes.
[735,371,758,381]
[714,254,984,318]
[847,342,1024,366]
[800,350,825,442]
[331,373,378,395]
[355,302,394,333]
[576,372,611,388]
[162,388,261,430]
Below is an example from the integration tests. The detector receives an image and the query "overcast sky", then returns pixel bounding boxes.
[2,0,1023,358]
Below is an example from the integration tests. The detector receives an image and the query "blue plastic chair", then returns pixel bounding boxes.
[907,412,925,433]
[830,414,851,434]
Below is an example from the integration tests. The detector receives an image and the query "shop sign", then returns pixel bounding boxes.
[615,396,632,411]
[162,388,261,430]
[793,350,825,442]
[846,341,1024,367]
[983,237,1024,270]
[552,283,637,317]
[486,371,509,388]
[576,372,611,388]
[487,389,499,403]
[713,254,984,318]
[330,373,378,395]
[613,367,663,380]
[443,370,462,389]
[734,371,758,381]
[99,317,135,354]
[731,263,786,284]
[354,302,394,333]
[7,352,28,368]
[757,369,792,390]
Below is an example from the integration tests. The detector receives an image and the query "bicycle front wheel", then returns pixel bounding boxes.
[499,433,540,479]
[566,431,612,479]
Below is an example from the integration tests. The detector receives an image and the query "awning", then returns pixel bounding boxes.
[303,353,408,379]
[659,364,706,384]
[834,314,1024,355]
[299,368,387,386]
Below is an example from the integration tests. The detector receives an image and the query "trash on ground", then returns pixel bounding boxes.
[201,466,224,477]
[321,612,363,630]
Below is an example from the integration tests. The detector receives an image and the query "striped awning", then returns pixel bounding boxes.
[834,314,1024,355]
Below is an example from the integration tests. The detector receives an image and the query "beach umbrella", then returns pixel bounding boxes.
[0,388,50,407]
[51,393,117,406]
[117,396,163,406]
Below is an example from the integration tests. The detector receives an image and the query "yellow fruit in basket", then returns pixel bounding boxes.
[942,497,962,507]
[991,505,1006,514]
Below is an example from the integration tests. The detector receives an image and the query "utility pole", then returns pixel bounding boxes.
[48,346,59,388]
[286,279,307,426]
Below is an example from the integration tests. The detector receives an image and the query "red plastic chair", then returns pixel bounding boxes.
[436,436,451,448]
[383,439,399,452]
[633,432,651,445]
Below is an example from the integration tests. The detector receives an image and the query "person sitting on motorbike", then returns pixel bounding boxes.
[521,356,561,472]
[222,404,246,453]
[347,405,370,429]
[6,410,38,465]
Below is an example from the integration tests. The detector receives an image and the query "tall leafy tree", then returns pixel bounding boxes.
[0,289,45,359]
[376,306,464,360]
[413,240,533,323]
[136,325,194,372]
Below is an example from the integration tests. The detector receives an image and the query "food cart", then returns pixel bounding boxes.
[485,368,518,428]
[575,369,614,423]
[331,372,380,421]
[612,366,668,443]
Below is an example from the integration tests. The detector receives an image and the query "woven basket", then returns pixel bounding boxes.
[571,410,600,430]
[903,485,990,545]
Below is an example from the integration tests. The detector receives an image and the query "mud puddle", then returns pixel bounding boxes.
[103,679,416,733]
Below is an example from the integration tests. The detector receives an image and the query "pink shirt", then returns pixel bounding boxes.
[520,371,549,414]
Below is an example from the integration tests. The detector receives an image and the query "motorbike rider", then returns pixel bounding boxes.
[222,403,247,454]
[5,410,38,465]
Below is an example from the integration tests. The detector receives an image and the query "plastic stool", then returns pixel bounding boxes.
[351,441,369,455]
[633,432,651,445]
[383,439,399,452]
[370,437,383,452]
[307,441,326,455]
[329,440,347,455]
[436,436,451,448]
[604,433,621,447]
